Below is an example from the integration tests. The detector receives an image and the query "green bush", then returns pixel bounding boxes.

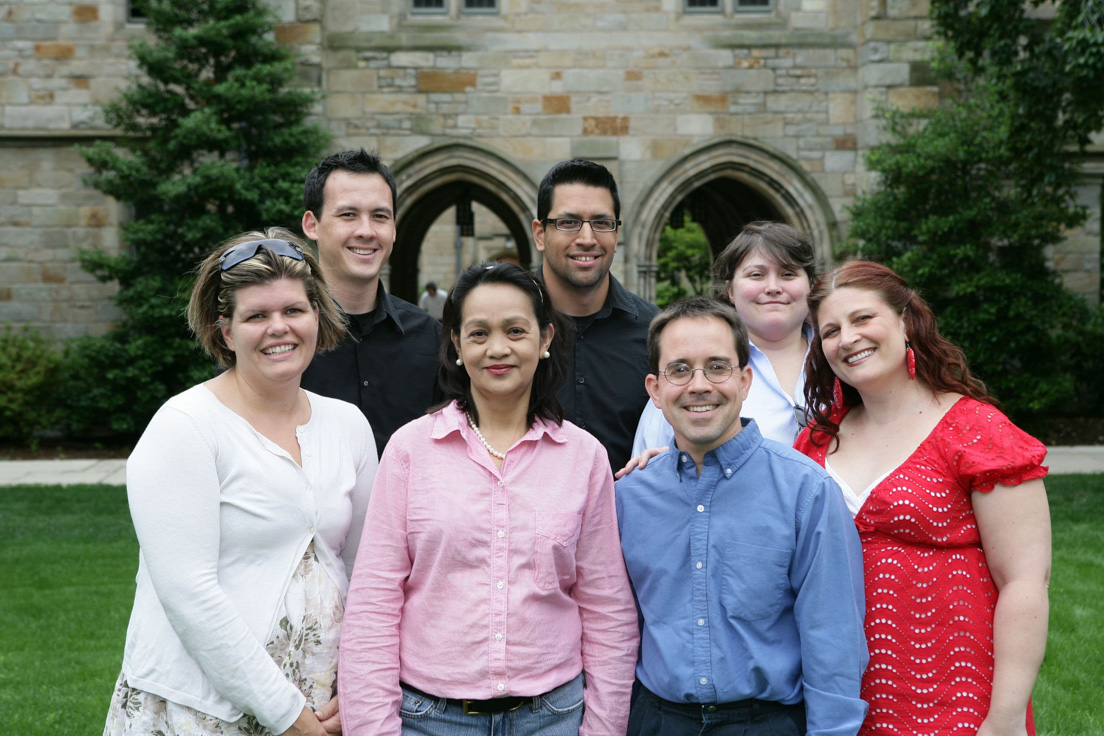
[0,327,62,441]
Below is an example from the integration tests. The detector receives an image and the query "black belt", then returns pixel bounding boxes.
[642,684,800,718]
[401,682,528,715]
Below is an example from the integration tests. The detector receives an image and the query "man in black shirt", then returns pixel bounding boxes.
[532,160,659,471]
[300,149,441,457]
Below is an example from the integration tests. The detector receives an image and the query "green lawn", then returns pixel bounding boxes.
[1,477,1101,735]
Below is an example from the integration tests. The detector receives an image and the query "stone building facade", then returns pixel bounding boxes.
[2,0,1100,339]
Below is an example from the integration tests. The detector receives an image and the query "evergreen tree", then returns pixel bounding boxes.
[656,216,713,308]
[68,0,329,435]
[847,0,1104,420]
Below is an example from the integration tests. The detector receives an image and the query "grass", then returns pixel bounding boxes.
[1,477,1102,735]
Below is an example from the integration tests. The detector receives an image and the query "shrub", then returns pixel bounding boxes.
[0,327,62,442]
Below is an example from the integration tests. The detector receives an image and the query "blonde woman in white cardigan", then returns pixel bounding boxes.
[104,229,377,736]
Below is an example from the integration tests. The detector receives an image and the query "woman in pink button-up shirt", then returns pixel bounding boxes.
[339,262,639,736]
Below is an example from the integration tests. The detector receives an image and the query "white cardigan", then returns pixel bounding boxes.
[120,385,376,733]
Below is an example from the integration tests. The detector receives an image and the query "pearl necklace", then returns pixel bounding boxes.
[466,411,507,459]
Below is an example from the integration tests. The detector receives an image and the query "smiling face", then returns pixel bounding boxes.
[646,315,753,467]
[452,282,554,413]
[727,246,811,343]
[220,277,320,387]
[532,182,618,296]
[301,170,395,306]
[816,286,909,393]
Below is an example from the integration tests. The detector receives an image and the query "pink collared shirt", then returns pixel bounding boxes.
[339,401,639,736]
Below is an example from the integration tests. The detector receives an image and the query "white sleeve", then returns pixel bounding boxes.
[630,400,673,457]
[341,412,378,581]
[126,406,305,733]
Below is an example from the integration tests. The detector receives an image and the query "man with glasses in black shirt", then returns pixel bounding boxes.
[300,149,441,457]
[532,160,659,472]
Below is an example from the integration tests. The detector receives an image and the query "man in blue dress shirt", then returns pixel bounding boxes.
[615,296,868,736]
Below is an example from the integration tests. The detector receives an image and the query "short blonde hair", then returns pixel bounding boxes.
[187,227,347,369]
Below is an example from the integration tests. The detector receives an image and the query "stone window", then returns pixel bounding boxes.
[128,0,147,22]
[684,0,772,12]
[411,0,499,13]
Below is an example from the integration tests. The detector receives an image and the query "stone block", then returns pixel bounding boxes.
[886,86,938,110]
[834,135,858,150]
[531,116,583,136]
[583,115,629,136]
[0,303,38,322]
[828,92,856,124]
[542,94,571,114]
[859,62,910,87]
[4,106,69,129]
[325,92,363,118]
[818,68,857,92]
[0,79,30,104]
[741,115,785,137]
[865,19,917,41]
[888,0,930,17]
[572,138,619,159]
[676,114,713,136]
[358,15,390,32]
[721,69,775,92]
[791,11,829,29]
[766,92,822,113]
[595,14,628,31]
[691,94,728,113]
[72,5,99,22]
[392,51,437,68]
[298,0,322,22]
[824,150,857,172]
[620,138,652,161]
[79,206,109,227]
[500,69,550,93]
[327,69,378,91]
[562,69,622,94]
[795,49,840,68]
[418,69,477,93]
[631,116,676,136]
[275,23,320,44]
[18,190,59,206]
[612,94,649,114]
[34,42,74,59]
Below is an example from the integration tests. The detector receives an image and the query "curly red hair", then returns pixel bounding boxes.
[803,260,993,448]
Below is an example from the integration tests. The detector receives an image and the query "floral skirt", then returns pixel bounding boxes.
[104,541,343,736]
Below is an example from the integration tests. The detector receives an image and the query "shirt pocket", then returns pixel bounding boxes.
[533,511,582,591]
[720,542,792,622]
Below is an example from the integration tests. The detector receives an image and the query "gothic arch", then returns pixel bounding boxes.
[628,138,840,301]
[388,142,537,302]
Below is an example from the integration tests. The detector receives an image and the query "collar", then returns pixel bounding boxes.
[672,418,763,481]
[431,400,568,445]
[533,267,642,321]
[347,284,406,337]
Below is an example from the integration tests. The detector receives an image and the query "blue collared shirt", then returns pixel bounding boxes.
[615,420,868,736]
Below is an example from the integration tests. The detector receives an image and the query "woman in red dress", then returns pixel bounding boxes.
[794,261,1051,736]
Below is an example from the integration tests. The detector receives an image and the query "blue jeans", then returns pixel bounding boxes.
[627,683,806,736]
[399,673,585,736]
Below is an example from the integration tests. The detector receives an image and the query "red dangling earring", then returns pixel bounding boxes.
[906,342,916,380]
[833,376,844,407]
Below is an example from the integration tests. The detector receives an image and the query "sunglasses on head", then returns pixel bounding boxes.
[219,239,304,271]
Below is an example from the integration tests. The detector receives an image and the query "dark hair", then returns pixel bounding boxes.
[712,221,816,304]
[647,296,750,374]
[436,262,573,427]
[425,282,437,291]
[188,227,346,369]
[303,149,398,216]
[536,159,621,221]
[803,260,993,447]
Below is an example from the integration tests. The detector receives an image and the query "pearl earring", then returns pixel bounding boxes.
[456,357,464,366]
[542,350,550,359]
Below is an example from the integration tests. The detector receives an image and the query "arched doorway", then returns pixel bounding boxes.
[389,143,537,302]
[629,138,839,302]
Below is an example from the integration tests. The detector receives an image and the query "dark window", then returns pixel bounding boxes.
[685,0,722,9]
[127,0,147,22]
[736,0,771,9]
[412,0,447,13]
[463,0,498,10]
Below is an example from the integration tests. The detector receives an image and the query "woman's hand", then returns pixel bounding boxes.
[278,706,326,736]
[315,697,342,735]
[976,715,1030,736]
[615,446,668,479]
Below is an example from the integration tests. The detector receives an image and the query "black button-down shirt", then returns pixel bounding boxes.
[301,286,442,457]
[537,268,659,472]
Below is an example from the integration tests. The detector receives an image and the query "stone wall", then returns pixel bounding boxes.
[1,0,1100,342]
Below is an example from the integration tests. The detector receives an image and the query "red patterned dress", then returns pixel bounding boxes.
[794,396,1047,736]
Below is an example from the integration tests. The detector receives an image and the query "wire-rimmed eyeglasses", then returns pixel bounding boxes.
[541,217,621,233]
[659,361,738,386]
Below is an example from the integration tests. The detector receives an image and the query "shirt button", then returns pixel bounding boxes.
[707,705,717,712]
[497,580,504,589]
[497,683,505,691]
[696,504,705,513]
[681,454,689,463]
[700,677,708,685]
[695,561,703,569]
[306,450,312,457]
[497,530,505,538]
[578,377,585,384]
[724,468,732,476]
[362,380,369,386]
[306,484,313,492]
[497,481,504,487]
[495,633,503,641]
[697,618,705,626]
